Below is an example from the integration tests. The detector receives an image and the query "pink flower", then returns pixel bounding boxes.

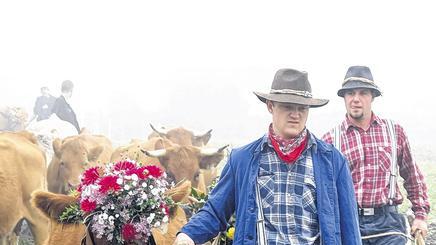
[82,167,101,185]
[144,165,163,178]
[99,175,120,193]
[80,199,96,212]
[122,223,136,241]
[114,161,136,171]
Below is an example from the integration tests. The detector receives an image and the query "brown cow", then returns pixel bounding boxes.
[149,124,224,188]
[31,181,192,245]
[47,133,113,194]
[148,124,212,147]
[0,131,48,244]
[142,144,228,192]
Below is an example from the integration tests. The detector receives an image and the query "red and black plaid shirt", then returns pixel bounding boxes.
[322,113,430,220]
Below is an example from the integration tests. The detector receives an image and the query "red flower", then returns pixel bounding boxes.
[144,165,163,178]
[126,166,147,179]
[80,199,97,212]
[82,167,100,185]
[160,203,170,215]
[122,223,136,241]
[99,175,121,193]
[114,161,136,171]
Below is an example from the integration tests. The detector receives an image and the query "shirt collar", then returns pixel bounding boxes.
[343,112,382,131]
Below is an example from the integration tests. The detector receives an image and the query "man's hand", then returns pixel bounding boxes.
[411,218,428,238]
[173,233,195,245]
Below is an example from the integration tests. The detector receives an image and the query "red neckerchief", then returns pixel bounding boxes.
[268,124,308,164]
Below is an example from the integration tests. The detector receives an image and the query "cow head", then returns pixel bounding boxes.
[149,124,212,147]
[142,145,228,189]
[50,137,105,194]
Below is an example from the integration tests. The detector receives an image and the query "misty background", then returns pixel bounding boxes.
[1,1,435,161]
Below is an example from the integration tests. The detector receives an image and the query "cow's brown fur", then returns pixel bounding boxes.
[0,131,48,244]
[148,126,212,147]
[110,137,172,166]
[47,133,113,194]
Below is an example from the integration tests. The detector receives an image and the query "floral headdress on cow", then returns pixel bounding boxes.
[60,160,173,244]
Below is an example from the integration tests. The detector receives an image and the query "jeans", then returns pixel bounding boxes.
[359,211,408,245]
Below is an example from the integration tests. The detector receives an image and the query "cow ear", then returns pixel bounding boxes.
[199,153,224,169]
[165,180,191,203]
[31,190,78,220]
[194,129,212,146]
[88,146,104,162]
[53,138,62,159]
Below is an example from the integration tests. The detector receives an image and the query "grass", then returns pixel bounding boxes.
[398,159,436,223]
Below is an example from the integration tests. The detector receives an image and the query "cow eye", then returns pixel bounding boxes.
[194,171,200,181]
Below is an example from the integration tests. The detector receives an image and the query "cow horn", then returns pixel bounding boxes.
[195,129,212,138]
[200,145,229,156]
[141,149,167,157]
[149,123,168,136]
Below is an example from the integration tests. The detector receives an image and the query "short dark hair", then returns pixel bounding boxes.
[61,80,74,92]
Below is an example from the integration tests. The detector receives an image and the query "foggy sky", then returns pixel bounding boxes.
[1,1,435,155]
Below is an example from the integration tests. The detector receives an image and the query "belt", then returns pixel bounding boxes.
[358,205,398,216]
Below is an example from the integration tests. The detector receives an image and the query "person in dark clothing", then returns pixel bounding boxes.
[51,80,80,133]
[33,86,56,121]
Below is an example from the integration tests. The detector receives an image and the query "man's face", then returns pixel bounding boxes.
[267,101,309,139]
[343,88,373,121]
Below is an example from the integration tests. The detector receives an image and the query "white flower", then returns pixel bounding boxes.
[128,191,133,196]
[151,188,159,196]
[142,182,147,188]
[149,185,154,189]
[132,181,137,187]
[116,178,123,185]
[141,193,148,200]
[162,216,169,223]
[131,174,138,181]
[124,185,130,191]
[115,214,120,218]
[102,213,108,220]
[162,208,167,213]
[147,213,155,223]
[154,221,160,227]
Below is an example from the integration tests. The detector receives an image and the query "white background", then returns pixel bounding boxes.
[1,1,435,153]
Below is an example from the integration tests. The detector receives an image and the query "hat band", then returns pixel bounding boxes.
[270,89,313,98]
[342,76,375,86]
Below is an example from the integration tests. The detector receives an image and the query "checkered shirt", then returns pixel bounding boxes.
[322,114,430,219]
[258,133,320,245]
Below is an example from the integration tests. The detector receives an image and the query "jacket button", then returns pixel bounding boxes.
[247,235,253,240]
[249,207,254,212]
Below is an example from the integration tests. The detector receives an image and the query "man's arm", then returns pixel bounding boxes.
[396,125,430,236]
[179,153,236,244]
[335,151,362,245]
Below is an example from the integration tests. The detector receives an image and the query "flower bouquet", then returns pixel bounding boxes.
[61,160,174,244]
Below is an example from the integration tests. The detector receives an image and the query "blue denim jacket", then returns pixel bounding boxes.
[181,136,362,245]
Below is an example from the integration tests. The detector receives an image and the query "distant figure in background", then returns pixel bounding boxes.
[33,86,56,121]
[51,80,80,133]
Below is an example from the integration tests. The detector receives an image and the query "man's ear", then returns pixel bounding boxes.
[267,100,274,113]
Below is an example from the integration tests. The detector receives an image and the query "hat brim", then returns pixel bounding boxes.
[337,80,382,97]
[253,92,329,108]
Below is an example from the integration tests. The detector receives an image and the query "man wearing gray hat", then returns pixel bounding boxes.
[322,66,430,244]
[174,69,361,245]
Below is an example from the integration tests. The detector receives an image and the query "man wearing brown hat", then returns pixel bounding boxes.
[322,66,430,244]
[174,69,361,245]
